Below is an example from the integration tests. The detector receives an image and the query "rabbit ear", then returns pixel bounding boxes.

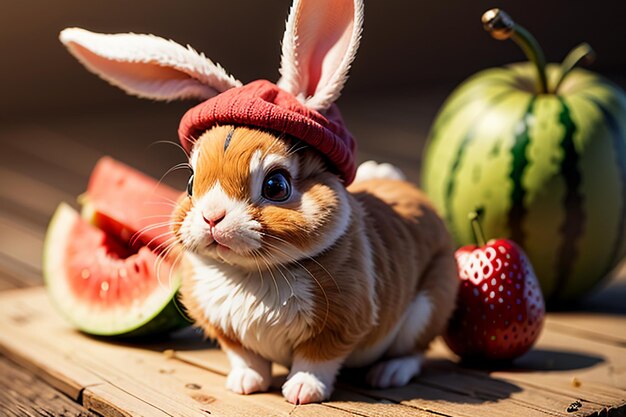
[277,0,363,111]
[59,28,242,101]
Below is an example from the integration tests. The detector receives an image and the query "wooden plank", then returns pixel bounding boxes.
[426,357,626,411]
[0,251,42,289]
[0,288,104,400]
[426,337,626,409]
[351,383,553,417]
[0,126,103,178]
[0,215,45,273]
[1,286,625,416]
[546,314,626,347]
[15,112,192,190]
[415,365,620,417]
[0,354,97,417]
[0,165,74,219]
[327,390,435,417]
[0,123,185,193]
[511,328,626,390]
[545,269,626,345]
[0,287,375,417]
[0,139,90,199]
[170,327,621,416]
[163,337,433,417]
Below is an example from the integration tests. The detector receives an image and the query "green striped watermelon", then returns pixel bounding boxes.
[422,9,626,303]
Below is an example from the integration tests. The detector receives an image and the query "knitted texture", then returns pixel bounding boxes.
[178,79,357,185]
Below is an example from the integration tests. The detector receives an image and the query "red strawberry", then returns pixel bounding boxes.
[444,212,545,362]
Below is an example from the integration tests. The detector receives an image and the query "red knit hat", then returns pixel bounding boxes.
[178,80,357,185]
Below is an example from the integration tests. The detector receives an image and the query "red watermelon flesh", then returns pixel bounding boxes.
[51,205,171,302]
[44,157,188,337]
[83,156,183,253]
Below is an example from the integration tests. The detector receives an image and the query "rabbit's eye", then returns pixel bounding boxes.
[262,170,291,202]
[187,174,194,196]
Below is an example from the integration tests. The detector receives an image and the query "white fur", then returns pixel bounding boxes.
[248,149,264,201]
[262,153,296,175]
[224,345,271,395]
[366,354,423,389]
[190,148,200,172]
[188,252,317,366]
[282,356,344,404]
[277,0,364,111]
[226,367,269,395]
[59,28,241,101]
[180,182,261,259]
[354,160,406,183]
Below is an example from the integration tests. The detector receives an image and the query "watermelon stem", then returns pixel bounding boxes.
[468,211,487,247]
[482,9,548,95]
[554,43,595,93]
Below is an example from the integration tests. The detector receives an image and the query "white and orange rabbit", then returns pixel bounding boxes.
[60,0,458,405]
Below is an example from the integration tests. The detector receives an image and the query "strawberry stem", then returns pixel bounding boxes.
[468,211,487,247]
[482,9,548,94]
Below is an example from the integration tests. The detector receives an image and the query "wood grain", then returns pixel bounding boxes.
[0,355,96,417]
[0,288,395,417]
[2,288,622,416]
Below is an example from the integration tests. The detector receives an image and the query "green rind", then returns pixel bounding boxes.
[424,83,516,231]
[445,91,533,244]
[44,203,190,337]
[423,62,626,303]
[551,97,585,299]
[119,296,191,338]
[559,98,615,298]
[507,97,536,245]
[518,95,569,300]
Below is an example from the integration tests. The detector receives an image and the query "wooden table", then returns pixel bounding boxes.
[1,97,625,416]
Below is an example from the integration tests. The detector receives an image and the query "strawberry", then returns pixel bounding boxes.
[443,211,545,362]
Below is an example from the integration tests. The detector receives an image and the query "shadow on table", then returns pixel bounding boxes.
[336,362,523,404]
[88,326,218,351]
[337,347,605,405]
[511,348,605,372]
[428,348,604,373]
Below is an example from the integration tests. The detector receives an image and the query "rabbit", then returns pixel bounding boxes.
[59,0,459,405]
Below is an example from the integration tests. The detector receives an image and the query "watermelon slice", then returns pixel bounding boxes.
[81,157,182,252]
[44,157,190,337]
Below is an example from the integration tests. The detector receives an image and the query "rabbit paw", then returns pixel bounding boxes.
[366,355,423,388]
[226,367,270,395]
[282,371,330,404]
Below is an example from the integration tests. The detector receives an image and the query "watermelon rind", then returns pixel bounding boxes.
[44,203,190,337]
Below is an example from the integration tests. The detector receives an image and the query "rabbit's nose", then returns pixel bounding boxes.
[203,210,226,228]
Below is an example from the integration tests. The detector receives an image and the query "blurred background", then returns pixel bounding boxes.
[1,0,625,179]
[2,0,626,119]
[0,0,625,307]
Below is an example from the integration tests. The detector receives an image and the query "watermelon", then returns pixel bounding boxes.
[44,157,190,337]
[82,157,182,253]
[422,9,626,303]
